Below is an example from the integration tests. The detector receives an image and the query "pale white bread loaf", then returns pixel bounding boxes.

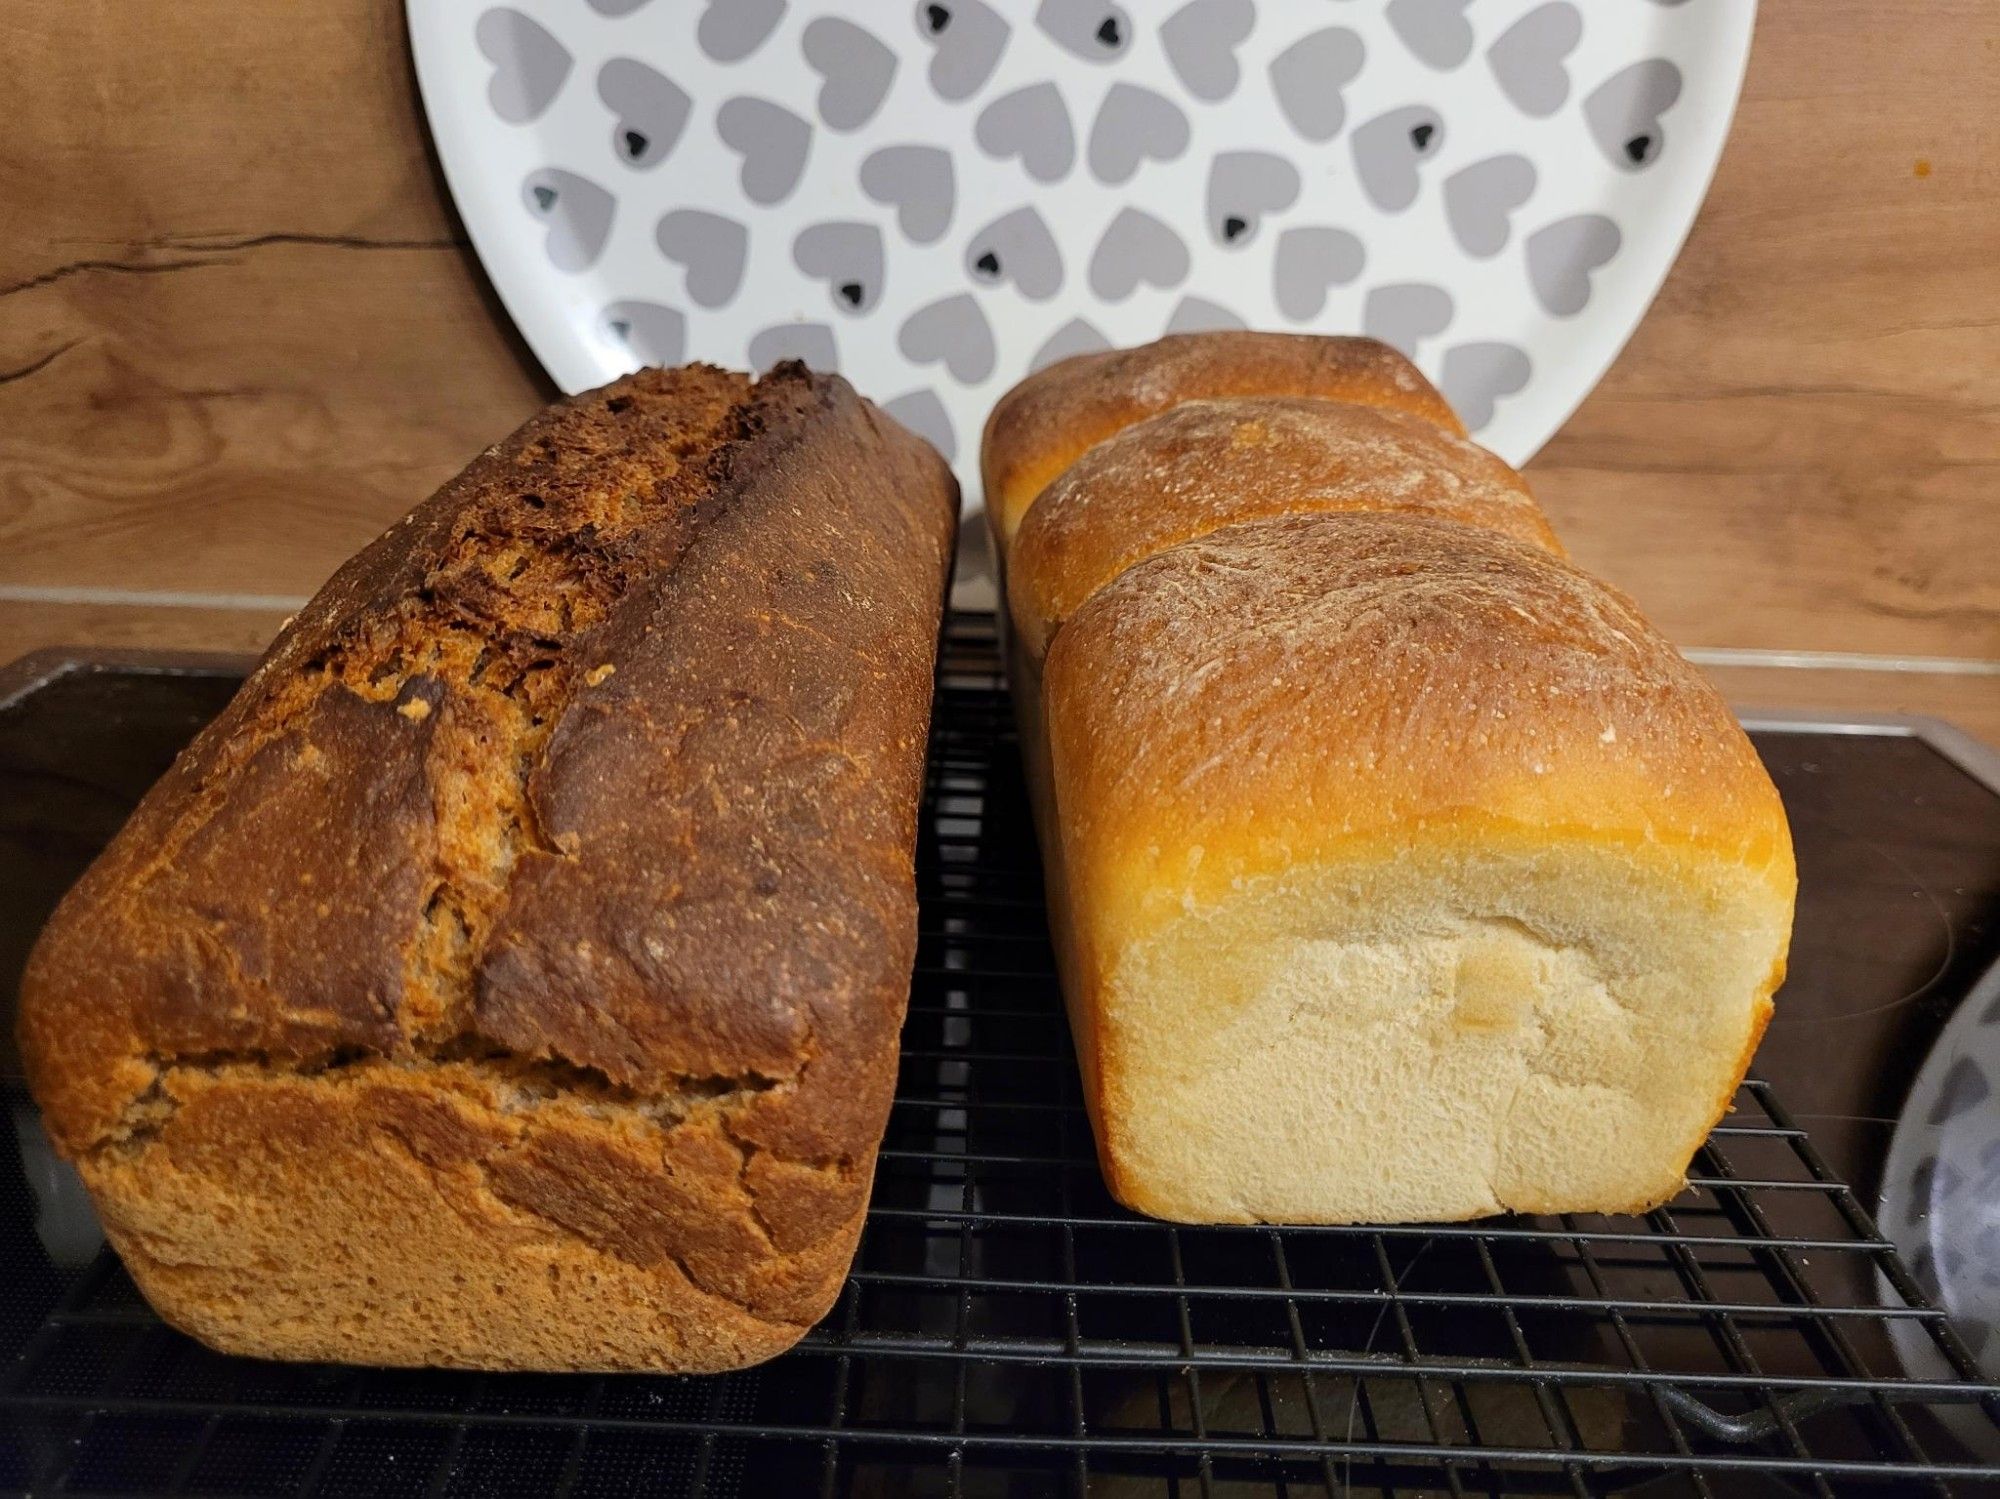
[980,332,1461,556]
[1006,396,1562,662]
[1041,512,1795,1224]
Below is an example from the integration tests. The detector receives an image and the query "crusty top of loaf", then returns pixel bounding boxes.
[21,363,959,1191]
[980,332,1463,552]
[1043,512,1794,936]
[1007,397,1562,660]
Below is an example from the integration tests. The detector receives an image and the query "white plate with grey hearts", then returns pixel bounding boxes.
[410,0,1754,540]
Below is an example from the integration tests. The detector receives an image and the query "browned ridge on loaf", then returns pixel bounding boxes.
[20,361,960,1369]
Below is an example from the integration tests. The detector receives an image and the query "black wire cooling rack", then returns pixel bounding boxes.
[1,612,1998,1497]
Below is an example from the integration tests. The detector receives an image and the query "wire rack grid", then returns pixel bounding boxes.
[0,612,1997,1497]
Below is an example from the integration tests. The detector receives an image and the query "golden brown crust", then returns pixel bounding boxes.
[1038,513,1793,1226]
[1043,512,1793,932]
[1007,397,1563,660]
[19,363,958,1369]
[981,332,1462,552]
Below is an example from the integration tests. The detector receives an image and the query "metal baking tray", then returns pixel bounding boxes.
[0,613,1996,1496]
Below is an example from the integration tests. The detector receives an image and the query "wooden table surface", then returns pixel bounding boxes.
[2,1,1996,738]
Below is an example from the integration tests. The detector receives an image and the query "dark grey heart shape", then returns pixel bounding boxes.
[975,83,1075,183]
[861,145,956,244]
[1929,1058,1992,1125]
[1165,296,1246,335]
[1208,150,1299,247]
[522,169,614,272]
[882,388,958,462]
[1386,0,1474,71]
[1351,105,1445,212]
[1273,226,1365,321]
[749,322,839,372]
[1585,58,1682,171]
[1088,208,1190,300]
[1439,342,1531,429]
[716,96,812,205]
[699,0,786,63]
[597,58,690,171]
[1487,3,1581,119]
[1161,0,1254,103]
[585,0,652,14]
[802,17,898,132]
[965,206,1063,301]
[899,294,997,383]
[1443,154,1537,258]
[1031,317,1111,371]
[1088,83,1190,185]
[655,209,748,307]
[1525,214,1620,315]
[477,9,572,125]
[1035,0,1130,62]
[1270,28,1365,144]
[1362,282,1454,358]
[794,221,886,314]
[914,0,1010,102]
[600,301,686,368]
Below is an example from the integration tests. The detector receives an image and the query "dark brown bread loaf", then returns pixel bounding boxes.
[19,362,959,1370]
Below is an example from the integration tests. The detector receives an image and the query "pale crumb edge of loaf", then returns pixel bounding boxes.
[85,1049,856,1321]
[92,1148,821,1374]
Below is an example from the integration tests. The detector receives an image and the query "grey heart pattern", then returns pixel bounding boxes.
[1929,1058,1992,1126]
[600,301,686,368]
[1439,342,1532,428]
[882,388,958,461]
[802,17,899,132]
[1386,0,1474,71]
[1585,59,1682,171]
[1089,208,1190,299]
[861,145,955,244]
[1161,0,1254,103]
[1270,29,1366,144]
[1273,226,1365,321]
[1088,84,1191,185]
[1363,282,1454,357]
[1487,3,1582,119]
[1526,214,1620,316]
[794,221,886,314]
[965,206,1064,301]
[899,293,997,383]
[749,321,839,372]
[975,83,1075,183]
[1036,0,1131,62]
[1443,154,1537,258]
[523,169,615,272]
[716,96,812,205]
[698,0,786,64]
[1351,105,1446,212]
[1165,296,1246,335]
[597,59,690,171]
[915,1,1010,102]
[443,0,1747,454]
[478,9,572,126]
[1031,317,1111,371]
[1208,151,1300,248]
[655,209,748,307]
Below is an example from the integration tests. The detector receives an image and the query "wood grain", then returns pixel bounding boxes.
[0,0,1994,718]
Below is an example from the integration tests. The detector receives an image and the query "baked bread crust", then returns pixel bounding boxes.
[19,363,959,1369]
[980,331,1462,553]
[1041,513,1794,1223]
[1007,396,1563,661]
